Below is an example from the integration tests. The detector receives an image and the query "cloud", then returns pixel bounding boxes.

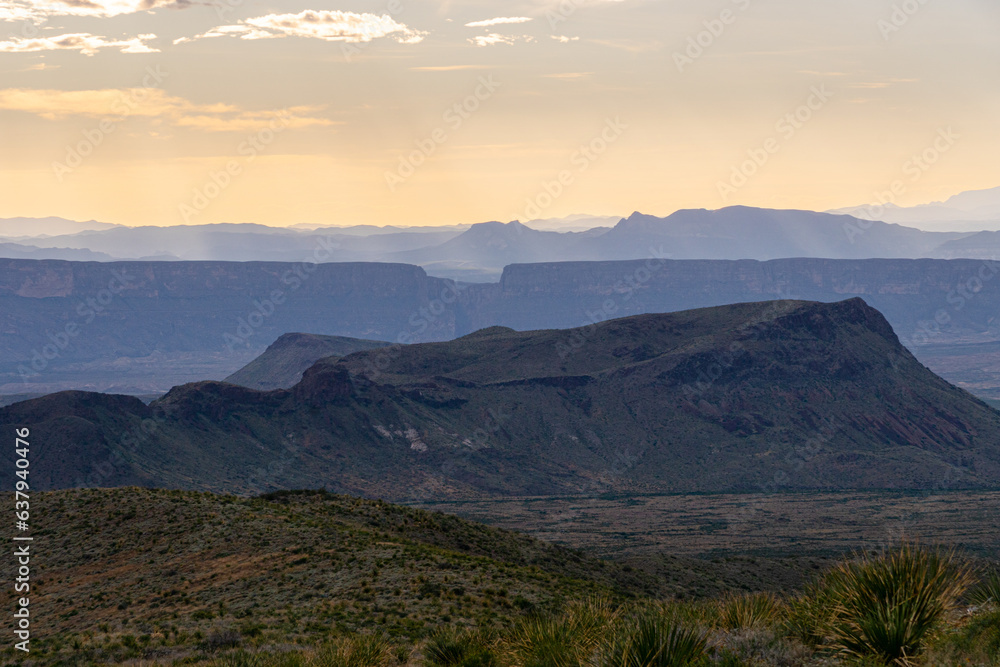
[0,33,158,56]
[848,79,918,90]
[464,17,532,28]
[1,0,196,21]
[468,33,535,47]
[550,35,580,43]
[176,10,427,46]
[542,72,592,79]
[173,110,336,132]
[0,88,338,131]
[410,65,491,71]
[590,38,661,53]
[796,70,850,77]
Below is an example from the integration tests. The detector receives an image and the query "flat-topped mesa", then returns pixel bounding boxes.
[3,298,996,497]
[7,256,1000,395]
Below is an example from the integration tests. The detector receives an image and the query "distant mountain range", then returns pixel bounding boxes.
[389,206,966,278]
[0,242,117,261]
[3,299,997,496]
[9,256,1000,397]
[0,216,119,238]
[831,185,1000,231]
[4,202,998,280]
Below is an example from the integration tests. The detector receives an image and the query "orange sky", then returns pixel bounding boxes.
[0,0,998,226]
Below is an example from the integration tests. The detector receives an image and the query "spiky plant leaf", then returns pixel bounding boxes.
[823,544,974,666]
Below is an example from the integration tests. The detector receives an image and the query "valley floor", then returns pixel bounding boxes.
[410,490,1000,559]
[3,488,998,666]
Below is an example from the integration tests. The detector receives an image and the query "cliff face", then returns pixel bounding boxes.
[3,257,1000,395]
[462,258,1000,348]
[0,260,456,393]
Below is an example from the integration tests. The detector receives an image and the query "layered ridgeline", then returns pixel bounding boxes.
[224,333,391,391]
[1,207,974,277]
[3,299,999,497]
[0,260,455,394]
[8,257,1000,397]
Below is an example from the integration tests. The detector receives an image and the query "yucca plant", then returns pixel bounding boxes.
[217,651,310,667]
[822,544,974,666]
[424,627,499,667]
[216,650,271,667]
[717,592,783,631]
[782,582,836,648]
[600,607,709,667]
[968,571,1000,607]
[505,598,617,667]
[312,633,392,667]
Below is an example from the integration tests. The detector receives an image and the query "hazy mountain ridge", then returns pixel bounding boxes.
[0,224,464,264]
[0,259,456,394]
[0,205,984,280]
[831,185,1000,231]
[0,216,119,238]
[3,299,998,497]
[10,256,1000,396]
[0,242,119,261]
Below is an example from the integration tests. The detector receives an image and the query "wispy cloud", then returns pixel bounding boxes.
[849,79,918,90]
[464,17,532,28]
[0,33,158,56]
[0,88,337,131]
[410,65,491,71]
[542,72,592,79]
[796,70,850,77]
[1,0,197,21]
[590,38,661,53]
[468,33,535,47]
[175,10,427,45]
[550,35,580,43]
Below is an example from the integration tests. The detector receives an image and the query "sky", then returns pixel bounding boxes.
[0,0,997,227]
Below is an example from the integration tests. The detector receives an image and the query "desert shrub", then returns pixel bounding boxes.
[424,627,499,667]
[215,650,271,667]
[969,571,1000,608]
[663,599,719,630]
[822,544,974,666]
[709,628,812,667]
[313,633,392,667]
[214,650,314,667]
[920,604,1000,667]
[505,597,617,667]
[717,592,783,631]
[782,582,836,648]
[269,653,312,667]
[600,606,709,667]
[202,628,243,652]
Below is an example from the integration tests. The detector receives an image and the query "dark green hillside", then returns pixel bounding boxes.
[1,488,663,665]
[224,333,391,390]
[4,488,997,667]
[3,299,1000,497]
